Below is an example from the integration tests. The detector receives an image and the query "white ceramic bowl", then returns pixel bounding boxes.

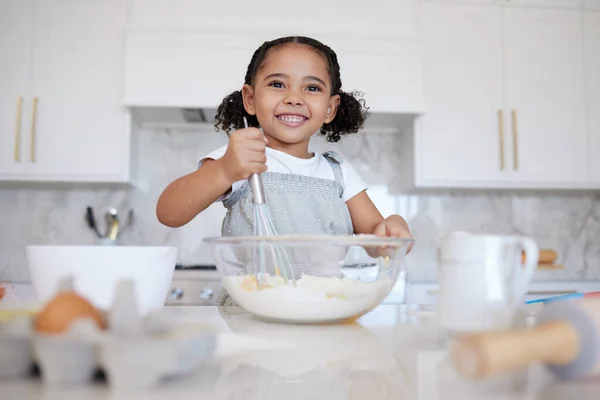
[26,245,178,315]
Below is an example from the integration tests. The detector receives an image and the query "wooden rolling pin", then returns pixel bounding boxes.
[522,249,557,264]
[450,298,600,380]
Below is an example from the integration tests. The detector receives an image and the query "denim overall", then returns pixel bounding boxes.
[216,151,354,306]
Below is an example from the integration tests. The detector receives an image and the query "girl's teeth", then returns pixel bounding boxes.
[278,115,306,123]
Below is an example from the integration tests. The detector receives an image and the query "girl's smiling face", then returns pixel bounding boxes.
[241,44,340,156]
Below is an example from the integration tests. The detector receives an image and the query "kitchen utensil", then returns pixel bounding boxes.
[437,232,539,334]
[204,234,413,323]
[243,116,294,288]
[522,249,557,264]
[108,216,120,241]
[84,207,102,238]
[105,207,120,241]
[104,211,113,238]
[525,291,600,305]
[119,209,134,234]
[26,245,177,316]
[450,297,600,381]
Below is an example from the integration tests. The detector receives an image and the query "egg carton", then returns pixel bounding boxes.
[0,277,216,390]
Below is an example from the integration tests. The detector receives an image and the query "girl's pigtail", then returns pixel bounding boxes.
[214,91,258,135]
[321,90,369,143]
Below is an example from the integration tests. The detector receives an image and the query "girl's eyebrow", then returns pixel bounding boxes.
[305,75,328,87]
[263,73,328,87]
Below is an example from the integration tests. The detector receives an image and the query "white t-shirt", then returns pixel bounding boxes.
[199,145,367,203]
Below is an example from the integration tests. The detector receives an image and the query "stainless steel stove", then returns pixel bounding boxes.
[165,264,222,306]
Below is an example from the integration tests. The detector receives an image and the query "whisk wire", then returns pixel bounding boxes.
[244,117,295,289]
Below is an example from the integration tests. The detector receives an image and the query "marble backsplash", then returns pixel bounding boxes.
[1,124,600,282]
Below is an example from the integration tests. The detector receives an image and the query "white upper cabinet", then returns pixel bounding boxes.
[129,0,419,38]
[332,39,425,114]
[123,31,258,110]
[416,1,588,188]
[415,2,506,184]
[123,32,426,114]
[585,11,600,182]
[3,0,599,188]
[0,0,131,183]
[502,7,587,184]
[123,1,425,114]
[27,0,131,181]
[0,0,34,178]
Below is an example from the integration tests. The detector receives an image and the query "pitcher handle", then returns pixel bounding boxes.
[513,237,539,304]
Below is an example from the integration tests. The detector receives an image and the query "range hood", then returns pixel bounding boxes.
[123,30,426,132]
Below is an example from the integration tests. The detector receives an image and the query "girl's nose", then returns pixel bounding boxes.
[284,90,304,106]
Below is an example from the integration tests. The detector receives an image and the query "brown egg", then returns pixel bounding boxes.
[34,291,106,334]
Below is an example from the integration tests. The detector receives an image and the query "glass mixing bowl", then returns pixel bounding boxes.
[203,234,414,324]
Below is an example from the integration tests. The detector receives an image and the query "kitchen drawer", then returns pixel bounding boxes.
[165,278,222,306]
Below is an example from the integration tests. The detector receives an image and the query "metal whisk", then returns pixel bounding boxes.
[243,117,295,289]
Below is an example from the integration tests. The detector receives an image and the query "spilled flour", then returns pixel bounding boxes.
[222,274,393,322]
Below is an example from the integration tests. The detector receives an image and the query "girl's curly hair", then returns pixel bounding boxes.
[214,36,369,143]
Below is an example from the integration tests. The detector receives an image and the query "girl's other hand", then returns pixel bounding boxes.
[373,215,414,256]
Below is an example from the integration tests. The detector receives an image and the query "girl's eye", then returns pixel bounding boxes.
[268,80,284,88]
[306,85,322,92]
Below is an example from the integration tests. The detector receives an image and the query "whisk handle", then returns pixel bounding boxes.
[242,116,266,204]
[248,173,266,204]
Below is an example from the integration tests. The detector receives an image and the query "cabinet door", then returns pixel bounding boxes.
[0,0,33,177]
[586,12,600,182]
[318,37,425,114]
[27,0,130,181]
[123,31,426,114]
[123,31,255,109]
[416,3,505,187]
[129,0,419,38]
[503,8,588,184]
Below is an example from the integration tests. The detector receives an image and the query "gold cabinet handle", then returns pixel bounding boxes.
[30,97,38,163]
[511,110,518,170]
[498,109,505,170]
[14,96,23,162]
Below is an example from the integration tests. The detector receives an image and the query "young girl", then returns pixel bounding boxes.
[156,36,413,303]
[157,35,411,236]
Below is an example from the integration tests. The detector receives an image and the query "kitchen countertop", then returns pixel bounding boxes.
[1,304,599,399]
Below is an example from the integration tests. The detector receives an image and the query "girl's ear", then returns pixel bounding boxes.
[242,84,256,115]
[325,94,341,123]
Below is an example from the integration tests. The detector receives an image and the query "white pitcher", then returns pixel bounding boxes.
[437,232,539,334]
